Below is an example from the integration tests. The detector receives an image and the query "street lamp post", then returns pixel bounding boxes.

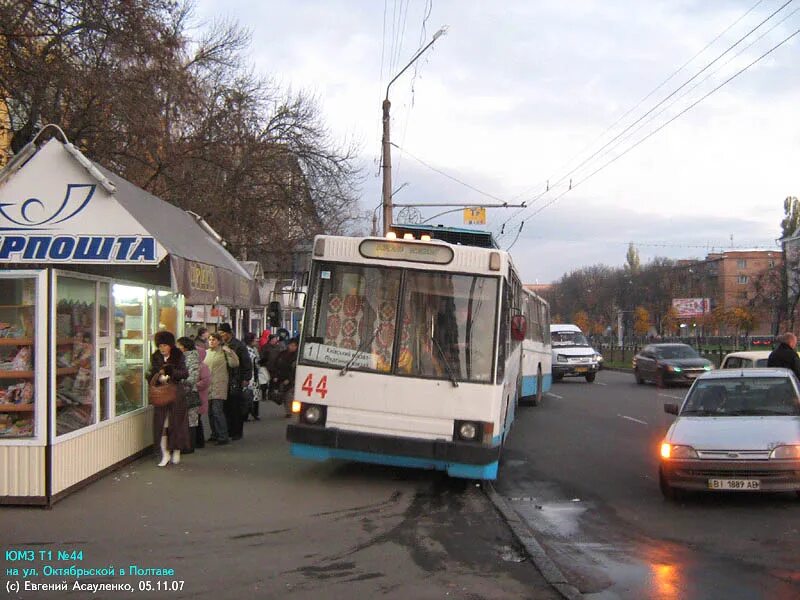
[382,27,447,234]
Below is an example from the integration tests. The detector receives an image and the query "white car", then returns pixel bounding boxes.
[719,351,771,369]
[550,324,601,383]
[659,368,800,500]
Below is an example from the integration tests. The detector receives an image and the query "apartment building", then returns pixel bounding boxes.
[703,249,781,335]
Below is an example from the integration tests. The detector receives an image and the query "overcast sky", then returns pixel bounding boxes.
[196,0,799,282]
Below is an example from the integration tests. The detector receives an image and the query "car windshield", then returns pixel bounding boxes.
[552,332,589,347]
[300,262,498,383]
[681,377,800,416]
[654,345,698,359]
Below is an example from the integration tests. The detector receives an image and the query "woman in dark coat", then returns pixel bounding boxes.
[273,337,299,417]
[148,331,190,466]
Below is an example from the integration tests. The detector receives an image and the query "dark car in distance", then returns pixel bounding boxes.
[633,343,713,387]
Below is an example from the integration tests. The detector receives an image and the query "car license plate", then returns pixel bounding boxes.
[575,367,588,373]
[708,479,760,490]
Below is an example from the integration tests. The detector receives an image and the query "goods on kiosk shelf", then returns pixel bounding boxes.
[0,295,36,437]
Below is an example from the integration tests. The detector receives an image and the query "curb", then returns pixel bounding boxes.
[483,482,583,600]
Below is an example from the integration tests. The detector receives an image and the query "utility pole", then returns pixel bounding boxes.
[382,27,447,234]
[381,97,393,234]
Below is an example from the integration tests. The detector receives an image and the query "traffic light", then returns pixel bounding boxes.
[268,301,281,327]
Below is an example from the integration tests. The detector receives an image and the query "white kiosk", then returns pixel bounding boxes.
[0,133,251,505]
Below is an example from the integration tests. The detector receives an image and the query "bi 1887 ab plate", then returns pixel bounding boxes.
[708,479,760,491]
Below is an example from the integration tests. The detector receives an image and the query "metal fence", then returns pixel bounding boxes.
[594,335,776,369]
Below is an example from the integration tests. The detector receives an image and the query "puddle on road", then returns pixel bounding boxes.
[500,485,793,599]
[511,499,587,538]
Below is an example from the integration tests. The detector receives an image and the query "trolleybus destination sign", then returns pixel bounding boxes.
[358,239,453,264]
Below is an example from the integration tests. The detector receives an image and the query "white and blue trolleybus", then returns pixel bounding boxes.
[286,227,551,479]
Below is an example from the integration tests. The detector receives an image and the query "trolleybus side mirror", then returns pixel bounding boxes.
[664,403,679,415]
[510,315,527,341]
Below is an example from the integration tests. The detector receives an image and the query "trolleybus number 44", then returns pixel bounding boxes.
[301,374,329,399]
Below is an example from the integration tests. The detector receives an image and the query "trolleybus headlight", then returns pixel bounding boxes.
[304,405,323,424]
[298,403,327,426]
[291,400,302,414]
[459,423,477,440]
[455,421,479,441]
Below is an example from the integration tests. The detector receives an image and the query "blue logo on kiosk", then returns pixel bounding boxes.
[0,183,95,230]
[0,183,158,263]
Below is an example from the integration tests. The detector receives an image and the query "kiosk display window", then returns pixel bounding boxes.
[0,278,38,438]
[113,284,147,415]
[55,276,96,435]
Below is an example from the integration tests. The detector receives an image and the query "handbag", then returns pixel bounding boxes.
[148,373,177,407]
[223,348,240,399]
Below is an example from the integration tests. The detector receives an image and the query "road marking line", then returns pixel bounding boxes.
[619,414,648,425]
[596,382,608,386]
[547,393,563,399]
[658,393,683,400]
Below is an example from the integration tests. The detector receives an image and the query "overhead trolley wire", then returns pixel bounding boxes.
[540,2,800,196]
[498,0,796,241]
[505,26,800,251]
[496,0,768,237]
[391,142,512,205]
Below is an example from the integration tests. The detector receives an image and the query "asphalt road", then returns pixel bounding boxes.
[1,404,559,600]
[497,369,800,599]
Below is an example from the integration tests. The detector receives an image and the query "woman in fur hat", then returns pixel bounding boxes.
[148,331,190,466]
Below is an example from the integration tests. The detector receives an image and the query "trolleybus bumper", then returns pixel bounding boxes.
[286,424,501,480]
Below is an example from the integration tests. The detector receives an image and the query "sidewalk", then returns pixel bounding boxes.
[2,403,559,600]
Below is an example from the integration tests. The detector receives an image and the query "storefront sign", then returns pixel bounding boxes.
[0,139,166,264]
[189,262,216,292]
[359,239,454,264]
[0,235,157,262]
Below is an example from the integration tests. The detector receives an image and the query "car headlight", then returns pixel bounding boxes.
[557,354,567,362]
[666,365,682,373]
[703,365,713,371]
[596,354,603,362]
[770,445,800,460]
[661,443,698,459]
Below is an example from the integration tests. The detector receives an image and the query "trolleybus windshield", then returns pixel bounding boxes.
[301,262,498,383]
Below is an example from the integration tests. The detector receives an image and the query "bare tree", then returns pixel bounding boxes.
[0,0,364,266]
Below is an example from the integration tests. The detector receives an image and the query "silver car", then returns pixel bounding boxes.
[659,368,800,499]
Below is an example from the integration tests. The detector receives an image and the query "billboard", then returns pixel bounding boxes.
[672,298,711,318]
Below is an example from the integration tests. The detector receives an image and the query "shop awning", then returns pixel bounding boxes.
[94,165,253,306]
[0,137,254,307]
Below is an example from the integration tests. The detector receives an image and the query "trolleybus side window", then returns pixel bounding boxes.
[301,263,402,373]
[497,279,509,382]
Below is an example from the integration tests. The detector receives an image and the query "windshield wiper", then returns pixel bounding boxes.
[340,325,381,376]
[431,335,459,388]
